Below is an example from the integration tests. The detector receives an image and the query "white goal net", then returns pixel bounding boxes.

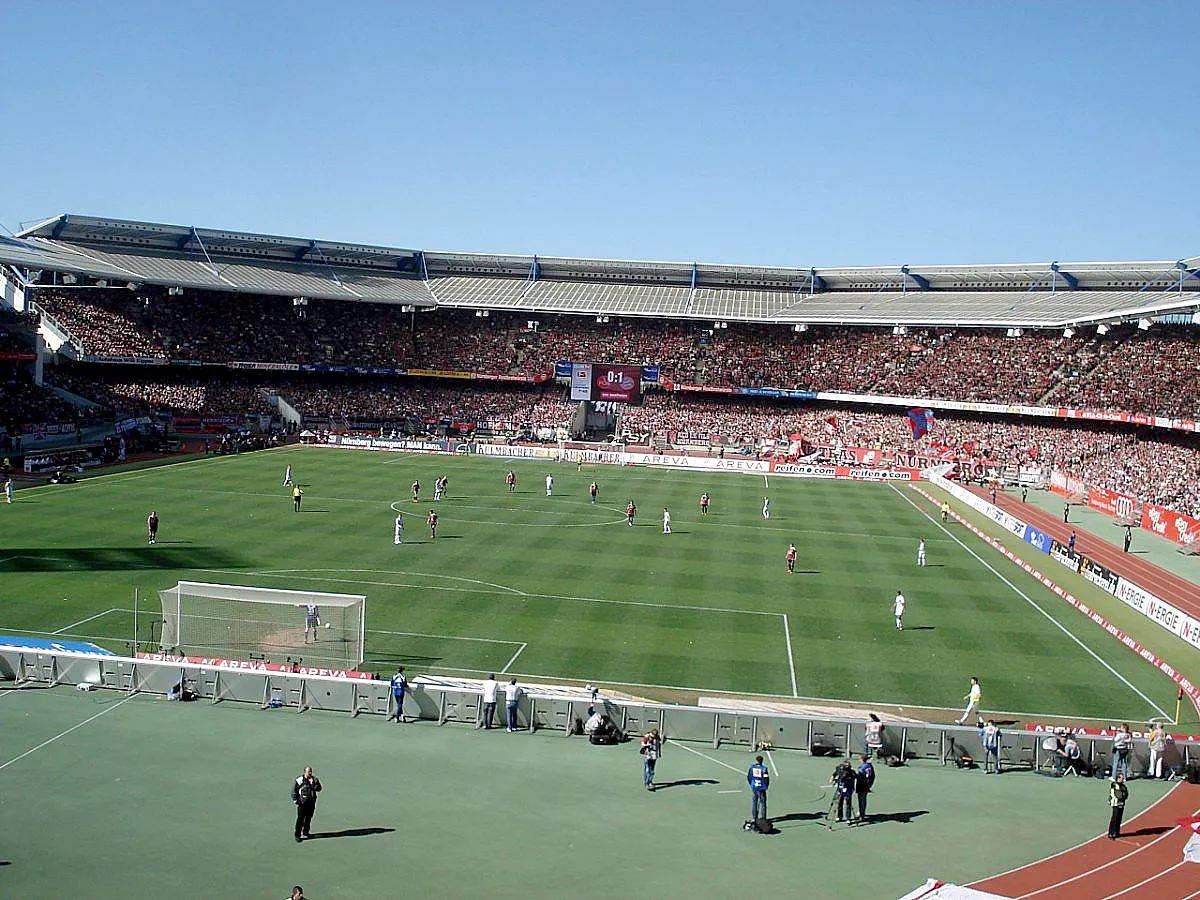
[158,581,366,669]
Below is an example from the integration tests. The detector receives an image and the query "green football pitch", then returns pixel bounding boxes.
[0,446,1179,722]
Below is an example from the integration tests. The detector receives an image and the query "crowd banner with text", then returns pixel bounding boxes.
[1087,485,1139,521]
[1141,502,1200,548]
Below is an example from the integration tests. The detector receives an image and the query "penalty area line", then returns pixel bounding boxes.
[52,608,121,635]
[501,643,528,674]
[890,485,1168,720]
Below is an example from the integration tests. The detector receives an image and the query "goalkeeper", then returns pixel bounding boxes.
[298,602,321,644]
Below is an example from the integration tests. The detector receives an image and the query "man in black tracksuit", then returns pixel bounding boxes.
[833,760,858,824]
[291,766,322,842]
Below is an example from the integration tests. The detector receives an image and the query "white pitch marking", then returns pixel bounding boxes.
[891,485,1168,720]
[251,568,528,596]
[764,475,769,489]
[501,642,528,674]
[52,608,119,634]
[215,568,780,618]
[782,614,798,698]
[766,749,778,777]
[0,693,138,773]
[717,790,742,794]
[368,629,522,646]
[671,740,745,774]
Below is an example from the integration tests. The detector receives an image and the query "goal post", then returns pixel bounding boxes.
[158,581,366,669]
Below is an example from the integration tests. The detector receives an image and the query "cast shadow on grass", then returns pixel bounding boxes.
[306,827,395,840]
[794,570,820,575]
[905,625,936,631]
[0,547,245,572]
[866,810,929,825]
[770,811,828,825]
[652,779,719,790]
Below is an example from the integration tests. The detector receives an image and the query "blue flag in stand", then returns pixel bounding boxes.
[907,408,935,440]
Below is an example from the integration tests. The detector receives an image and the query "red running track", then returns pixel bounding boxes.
[970,782,1200,899]
[975,488,1200,615]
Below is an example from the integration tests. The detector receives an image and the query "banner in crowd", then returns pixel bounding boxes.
[555,360,573,378]
[642,365,659,384]
[1048,470,1086,498]
[228,360,301,371]
[172,414,243,433]
[625,451,770,472]
[0,350,36,361]
[136,651,372,680]
[325,435,463,454]
[1141,502,1199,547]
[83,354,168,365]
[769,462,917,481]
[733,387,817,400]
[1087,486,1139,521]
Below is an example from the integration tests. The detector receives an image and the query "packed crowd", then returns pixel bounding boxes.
[1050,326,1200,419]
[621,394,1200,516]
[26,287,1200,419]
[49,369,276,417]
[279,381,575,429]
[0,373,80,430]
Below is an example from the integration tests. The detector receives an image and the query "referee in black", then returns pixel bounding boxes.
[291,765,322,842]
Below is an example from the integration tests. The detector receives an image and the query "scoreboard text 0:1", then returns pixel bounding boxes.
[591,364,641,403]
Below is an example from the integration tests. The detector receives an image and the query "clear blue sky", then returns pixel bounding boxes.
[4,2,1195,268]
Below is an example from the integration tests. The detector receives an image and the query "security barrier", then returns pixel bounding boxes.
[2,647,1194,777]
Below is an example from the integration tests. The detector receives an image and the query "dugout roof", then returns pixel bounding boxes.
[4,213,1199,328]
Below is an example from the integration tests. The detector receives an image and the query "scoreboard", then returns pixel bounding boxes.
[569,363,642,403]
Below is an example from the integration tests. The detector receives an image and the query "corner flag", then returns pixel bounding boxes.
[908,408,935,440]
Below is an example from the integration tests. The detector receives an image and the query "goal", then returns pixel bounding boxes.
[158,581,366,669]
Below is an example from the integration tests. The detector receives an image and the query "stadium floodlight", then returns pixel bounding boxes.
[1096,323,1110,335]
[95,279,108,288]
[1006,328,1023,338]
[475,309,489,318]
[892,325,908,336]
[126,281,142,291]
[167,286,184,297]
[1063,327,1075,338]
[793,323,808,333]
[1137,318,1153,331]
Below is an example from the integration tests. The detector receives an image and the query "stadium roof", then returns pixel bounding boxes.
[4,213,1199,327]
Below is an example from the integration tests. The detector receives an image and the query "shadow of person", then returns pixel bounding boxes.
[770,811,829,825]
[652,778,719,790]
[867,810,930,825]
[305,827,395,840]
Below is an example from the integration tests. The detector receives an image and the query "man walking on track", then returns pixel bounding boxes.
[956,676,983,726]
[291,766,322,842]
